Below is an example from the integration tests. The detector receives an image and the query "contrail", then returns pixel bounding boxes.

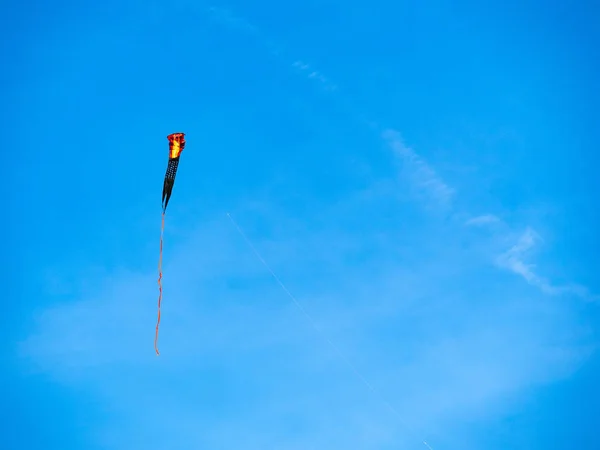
[227,212,435,450]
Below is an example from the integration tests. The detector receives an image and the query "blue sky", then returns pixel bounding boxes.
[4,0,600,449]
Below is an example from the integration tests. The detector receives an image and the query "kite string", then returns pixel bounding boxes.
[155,212,165,355]
[226,212,433,450]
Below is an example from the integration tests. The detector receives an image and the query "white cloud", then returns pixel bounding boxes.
[292,60,338,91]
[20,209,595,449]
[383,129,455,208]
[496,228,594,299]
[465,214,500,227]
[194,2,597,301]
[497,227,545,286]
[200,2,595,301]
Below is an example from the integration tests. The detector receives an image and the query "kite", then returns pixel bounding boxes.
[155,132,186,355]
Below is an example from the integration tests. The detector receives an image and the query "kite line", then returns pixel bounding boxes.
[155,212,165,355]
[226,212,434,450]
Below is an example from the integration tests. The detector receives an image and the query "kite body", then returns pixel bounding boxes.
[162,132,186,212]
[156,132,186,355]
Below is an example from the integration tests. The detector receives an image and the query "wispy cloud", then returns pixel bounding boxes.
[465,214,500,227]
[205,6,338,92]
[202,2,594,300]
[497,227,549,289]
[497,227,594,299]
[383,129,455,208]
[20,211,595,449]
[292,60,338,91]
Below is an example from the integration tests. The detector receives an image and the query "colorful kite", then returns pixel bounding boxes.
[155,132,186,355]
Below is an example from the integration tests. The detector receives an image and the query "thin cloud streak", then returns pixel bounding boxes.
[292,60,338,91]
[383,129,455,208]
[200,3,596,302]
[497,228,596,300]
[465,214,500,227]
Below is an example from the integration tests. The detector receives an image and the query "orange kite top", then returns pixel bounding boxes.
[167,132,186,159]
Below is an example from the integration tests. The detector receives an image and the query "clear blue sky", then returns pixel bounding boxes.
[4,0,599,449]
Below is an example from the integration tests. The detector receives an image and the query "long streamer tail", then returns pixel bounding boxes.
[155,212,165,355]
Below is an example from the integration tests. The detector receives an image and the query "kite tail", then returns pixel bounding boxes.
[154,212,165,355]
[161,157,180,212]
